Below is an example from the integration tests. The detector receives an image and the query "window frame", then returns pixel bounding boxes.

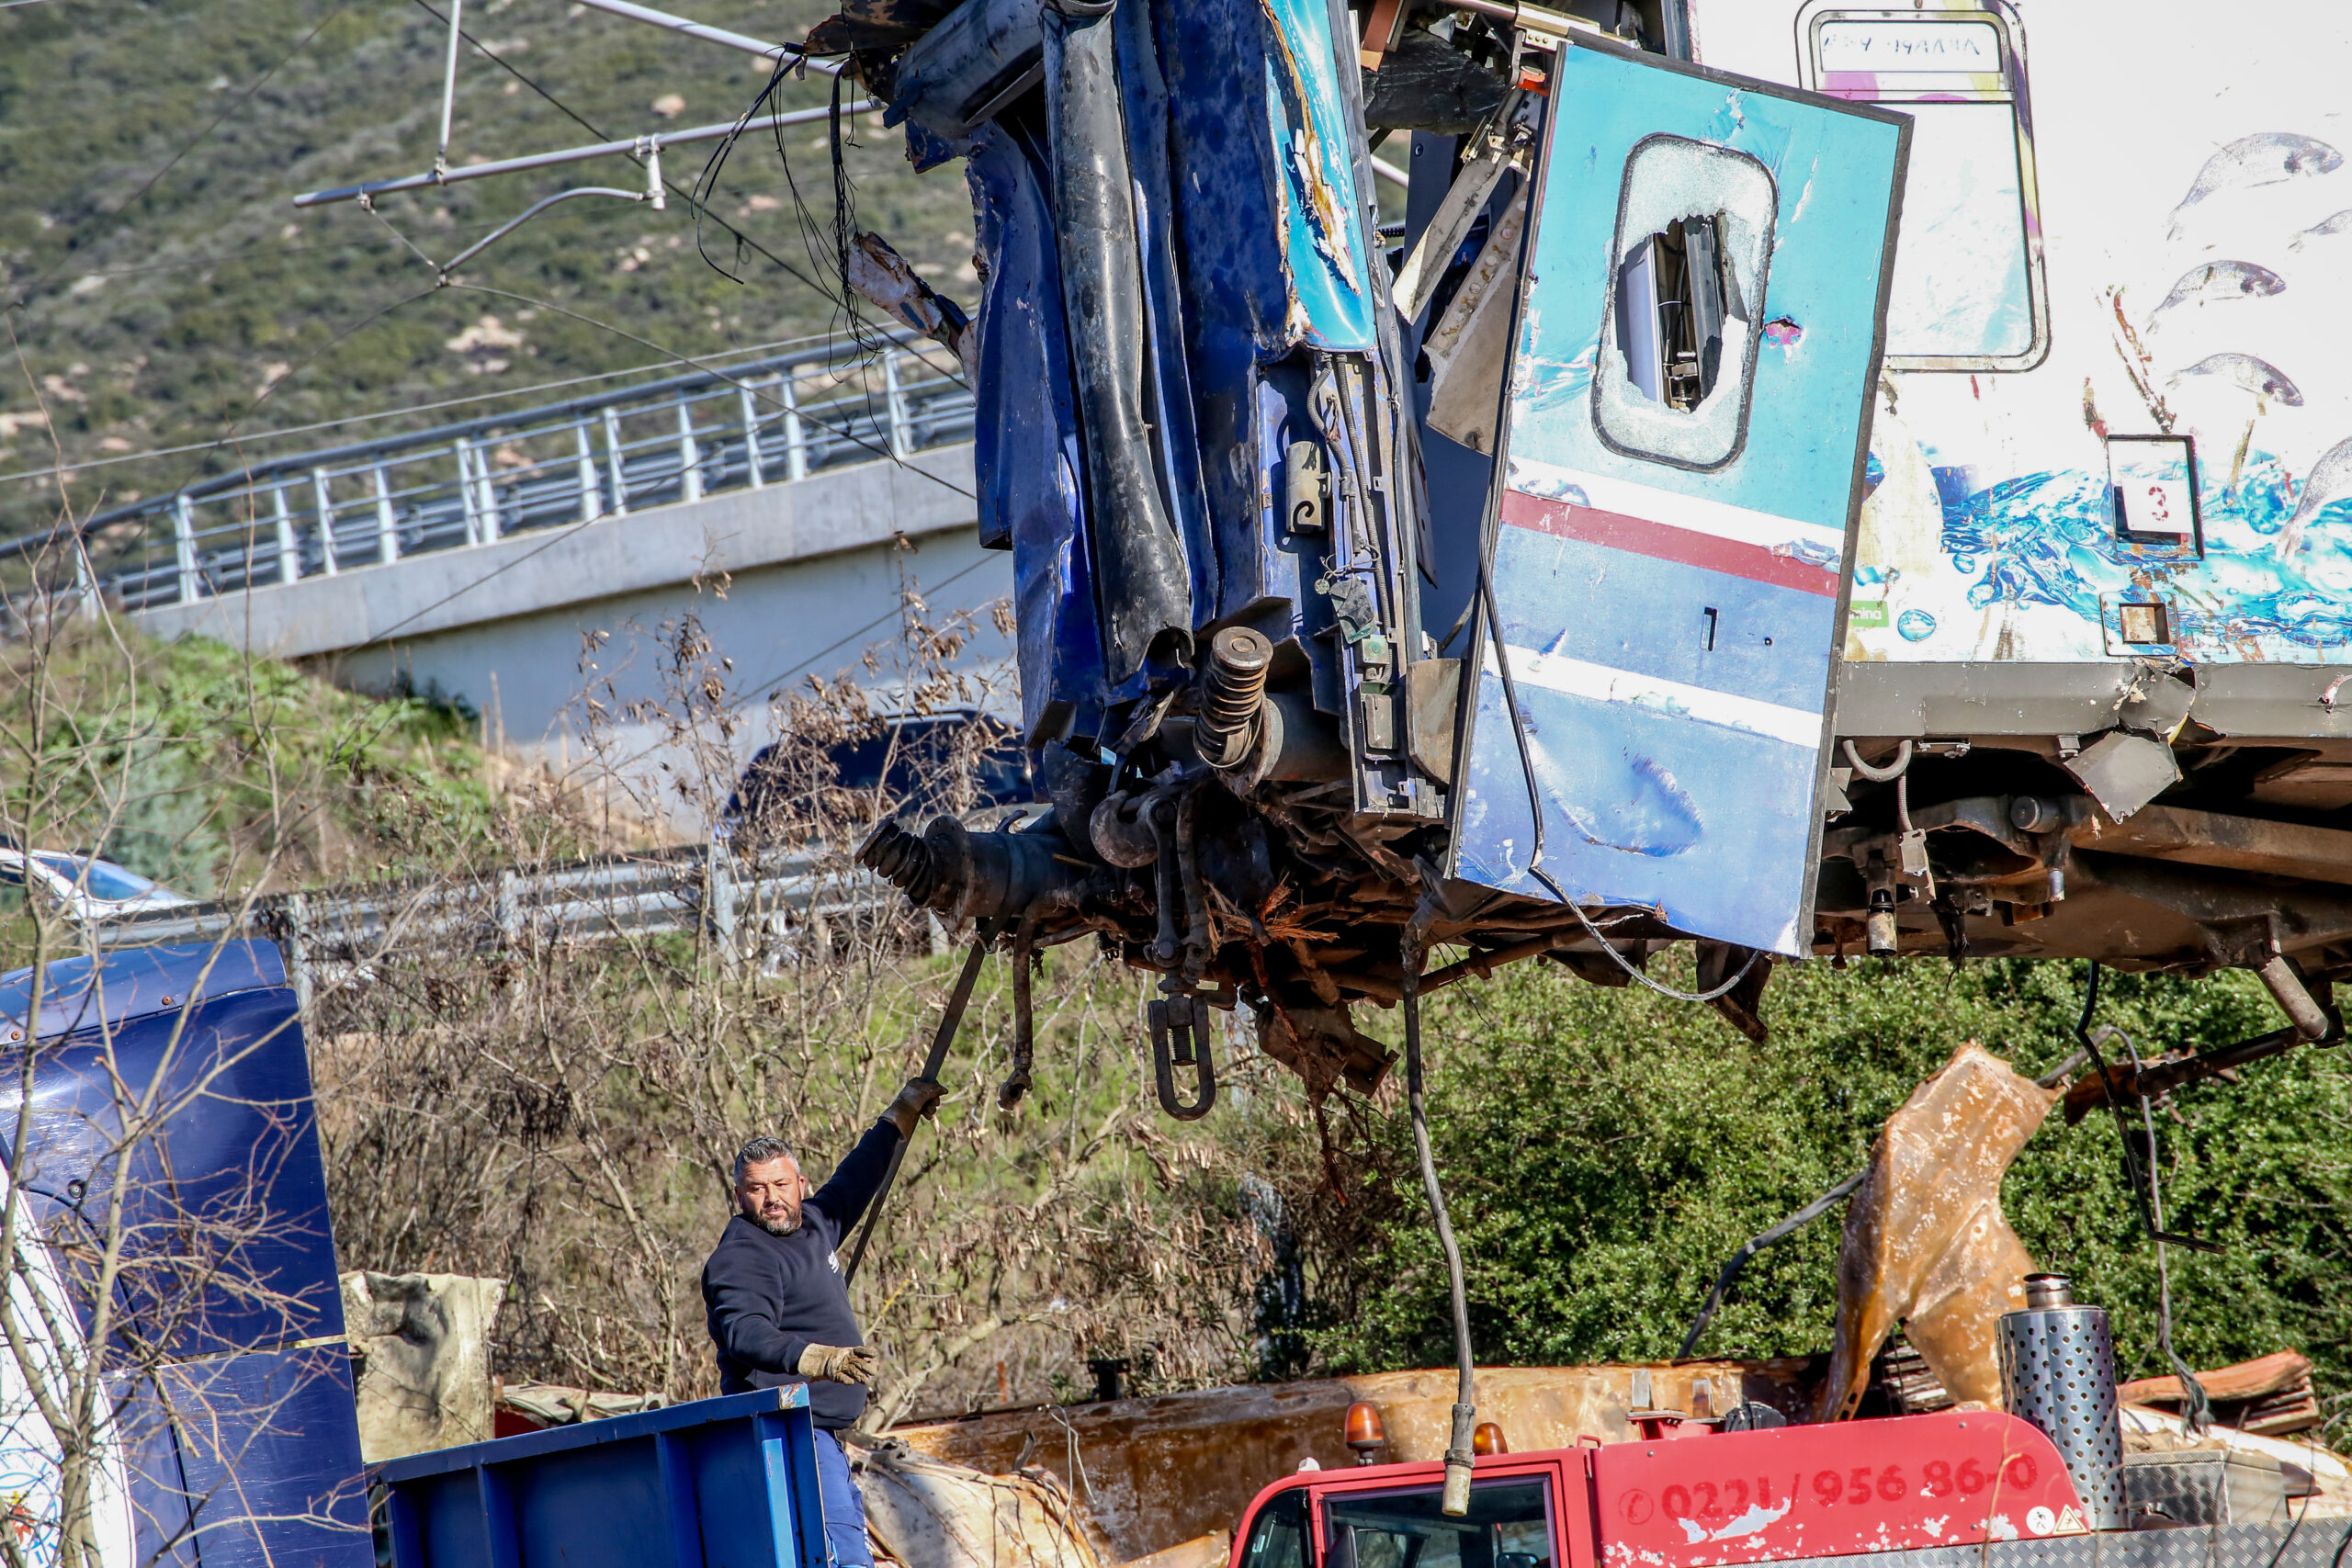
[1589,132,1779,474]
[1795,1,2050,373]
[1307,1462,1577,1568]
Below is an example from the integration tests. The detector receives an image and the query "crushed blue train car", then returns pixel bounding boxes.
[841,0,2352,1104]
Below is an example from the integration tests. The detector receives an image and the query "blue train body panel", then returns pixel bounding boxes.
[955,0,1392,745]
[1452,39,1909,955]
[0,942,368,1568]
[377,1387,826,1568]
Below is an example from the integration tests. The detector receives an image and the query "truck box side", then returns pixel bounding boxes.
[378,1386,826,1568]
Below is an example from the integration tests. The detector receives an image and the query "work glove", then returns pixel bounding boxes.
[884,1077,945,1136]
[798,1343,880,1384]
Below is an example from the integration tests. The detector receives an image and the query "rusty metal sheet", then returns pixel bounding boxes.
[1819,1043,2060,1422]
[889,1364,1807,1562]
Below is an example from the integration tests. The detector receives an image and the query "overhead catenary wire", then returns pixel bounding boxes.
[398,0,868,313]
[7,0,903,504]
[19,0,922,506]
[392,0,934,445]
[42,168,876,285]
[566,0,842,71]
[295,102,876,208]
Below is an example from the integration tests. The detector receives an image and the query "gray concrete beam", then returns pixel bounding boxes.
[130,445,978,660]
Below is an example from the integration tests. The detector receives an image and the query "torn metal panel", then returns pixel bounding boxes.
[1114,0,1221,630]
[806,0,961,55]
[845,231,978,381]
[2061,728,2180,819]
[1819,1041,2059,1421]
[1361,28,1510,134]
[1148,0,1314,623]
[887,0,1044,140]
[1422,182,1526,453]
[1450,39,1909,955]
[1259,0,1378,351]
[963,121,1103,741]
[1391,94,1529,325]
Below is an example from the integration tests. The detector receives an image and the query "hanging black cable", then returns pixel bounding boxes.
[1400,925,1477,1517]
[2071,963,2214,1432]
[2072,964,2215,1254]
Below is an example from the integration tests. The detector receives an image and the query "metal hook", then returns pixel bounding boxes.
[1148,992,1216,1120]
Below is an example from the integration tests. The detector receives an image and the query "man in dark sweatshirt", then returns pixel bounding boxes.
[703,1078,943,1568]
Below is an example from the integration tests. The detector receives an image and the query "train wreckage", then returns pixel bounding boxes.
[816,0,2352,1114]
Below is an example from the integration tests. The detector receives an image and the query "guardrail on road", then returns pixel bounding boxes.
[88,840,899,1005]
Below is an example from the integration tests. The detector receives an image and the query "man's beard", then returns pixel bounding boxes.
[751,1210,802,1237]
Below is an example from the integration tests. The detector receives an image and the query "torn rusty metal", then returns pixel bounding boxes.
[1819,1042,2060,1420]
[889,1362,1806,1562]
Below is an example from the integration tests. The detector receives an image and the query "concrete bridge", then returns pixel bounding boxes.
[30,340,1013,816]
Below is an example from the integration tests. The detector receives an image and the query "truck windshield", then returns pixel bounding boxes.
[1326,1479,1553,1568]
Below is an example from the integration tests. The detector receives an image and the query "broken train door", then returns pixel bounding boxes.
[1448,38,1910,956]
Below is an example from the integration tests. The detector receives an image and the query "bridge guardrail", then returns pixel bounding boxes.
[5,334,973,615]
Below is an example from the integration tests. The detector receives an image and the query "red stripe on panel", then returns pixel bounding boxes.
[1498,489,1839,598]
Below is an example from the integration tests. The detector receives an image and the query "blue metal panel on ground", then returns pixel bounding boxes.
[150,1344,370,1568]
[0,941,284,1043]
[0,942,366,1568]
[379,1388,825,1568]
[1451,39,1908,954]
[9,982,344,1356]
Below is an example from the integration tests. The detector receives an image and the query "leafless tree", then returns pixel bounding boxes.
[0,434,370,1568]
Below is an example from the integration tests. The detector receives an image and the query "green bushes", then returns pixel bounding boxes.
[1302,956,2349,1424]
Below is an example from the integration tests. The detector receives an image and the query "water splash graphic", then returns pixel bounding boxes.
[1931,449,2352,655]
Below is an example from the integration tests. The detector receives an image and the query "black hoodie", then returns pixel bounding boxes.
[700,1117,900,1428]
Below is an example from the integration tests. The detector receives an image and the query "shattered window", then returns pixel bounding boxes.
[1804,5,2047,369]
[1591,135,1776,472]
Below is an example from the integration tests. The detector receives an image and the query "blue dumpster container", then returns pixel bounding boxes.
[378,1387,828,1568]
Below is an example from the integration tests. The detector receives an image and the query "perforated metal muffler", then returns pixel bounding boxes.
[1997,1273,2126,1530]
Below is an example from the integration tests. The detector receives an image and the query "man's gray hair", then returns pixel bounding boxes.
[733,1135,797,1184]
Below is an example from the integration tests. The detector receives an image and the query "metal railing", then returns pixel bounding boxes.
[6,334,973,615]
[85,840,906,1002]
